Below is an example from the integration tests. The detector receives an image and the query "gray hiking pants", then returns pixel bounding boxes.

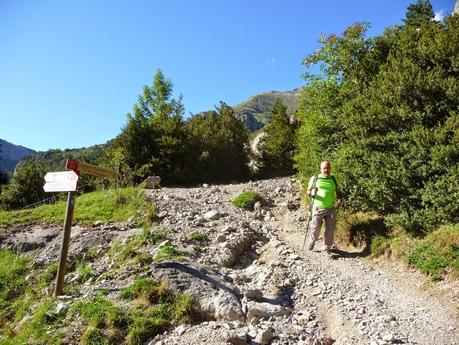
[308,207,336,248]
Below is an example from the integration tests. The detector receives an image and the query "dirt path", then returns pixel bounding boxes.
[273,206,459,345]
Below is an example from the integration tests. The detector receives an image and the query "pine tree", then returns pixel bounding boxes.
[403,0,434,26]
[105,70,191,185]
[257,99,297,177]
[215,102,250,181]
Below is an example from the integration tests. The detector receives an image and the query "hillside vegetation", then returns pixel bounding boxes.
[296,7,458,235]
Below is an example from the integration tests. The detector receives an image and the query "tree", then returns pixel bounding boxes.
[105,70,191,185]
[215,102,250,181]
[0,160,46,210]
[0,143,7,185]
[336,16,459,231]
[187,111,222,182]
[257,99,297,177]
[403,0,434,27]
[187,103,250,183]
[296,13,459,233]
[296,22,376,180]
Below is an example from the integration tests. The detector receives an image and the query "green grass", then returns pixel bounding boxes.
[139,227,168,244]
[0,187,155,228]
[0,243,192,344]
[370,223,459,281]
[0,250,30,304]
[76,262,94,283]
[80,327,110,345]
[120,278,194,345]
[119,278,169,303]
[155,244,187,261]
[407,243,457,281]
[108,228,170,269]
[0,299,64,345]
[189,232,208,242]
[232,191,262,210]
[71,280,194,345]
[71,295,128,329]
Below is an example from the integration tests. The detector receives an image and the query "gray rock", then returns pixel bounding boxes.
[204,210,221,220]
[143,175,161,189]
[247,302,291,321]
[227,332,248,345]
[255,329,274,344]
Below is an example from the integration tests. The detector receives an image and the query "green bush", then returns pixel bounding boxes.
[296,14,459,233]
[0,161,46,211]
[407,244,449,281]
[189,232,208,242]
[370,236,391,257]
[232,191,262,210]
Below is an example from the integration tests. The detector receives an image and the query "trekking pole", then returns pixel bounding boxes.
[302,193,316,250]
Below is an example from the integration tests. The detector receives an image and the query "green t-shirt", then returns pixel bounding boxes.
[308,174,338,209]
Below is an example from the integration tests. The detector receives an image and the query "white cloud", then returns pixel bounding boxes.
[434,10,445,22]
[266,57,277,66]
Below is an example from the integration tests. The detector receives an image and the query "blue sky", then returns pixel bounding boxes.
[0,0,455,151]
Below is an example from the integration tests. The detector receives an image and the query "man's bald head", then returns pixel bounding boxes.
[320,160,331,176]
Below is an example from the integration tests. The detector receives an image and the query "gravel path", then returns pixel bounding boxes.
[271,188,459,345]
[151,177,458,345]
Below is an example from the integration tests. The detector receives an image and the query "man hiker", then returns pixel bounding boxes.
[307,160,340,253]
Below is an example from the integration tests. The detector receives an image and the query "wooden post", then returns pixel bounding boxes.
[54,191,76,297]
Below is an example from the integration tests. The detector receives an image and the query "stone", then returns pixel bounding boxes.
[216,234,227,243]
[143,175,161,189]
[255,329,274,344]
[247,302,291,321]
[175,325,187,336]
[227,332,248,345]
[382,333,394,342]
[204,210,221,220]
[245,289,263,301]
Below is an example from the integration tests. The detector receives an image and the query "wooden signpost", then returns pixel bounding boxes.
[43,159,117,297]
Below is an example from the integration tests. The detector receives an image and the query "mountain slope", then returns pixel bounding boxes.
[233,88,300,131]
[0,139,36,173]
[0,177,457,344]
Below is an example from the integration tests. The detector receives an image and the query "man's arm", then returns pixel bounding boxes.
[307,176,317,196]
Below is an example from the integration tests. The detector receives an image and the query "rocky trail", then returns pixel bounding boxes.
[1,177,458,344]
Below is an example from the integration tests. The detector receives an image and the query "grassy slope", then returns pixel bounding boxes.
[0,187,154,229]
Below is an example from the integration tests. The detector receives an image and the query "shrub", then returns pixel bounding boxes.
[407,244,449,281]
[189,232,208,242]
[232,191,262,210]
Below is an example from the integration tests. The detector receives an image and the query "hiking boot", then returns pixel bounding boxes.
[308,241,315,251]
[330,243,339,252]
